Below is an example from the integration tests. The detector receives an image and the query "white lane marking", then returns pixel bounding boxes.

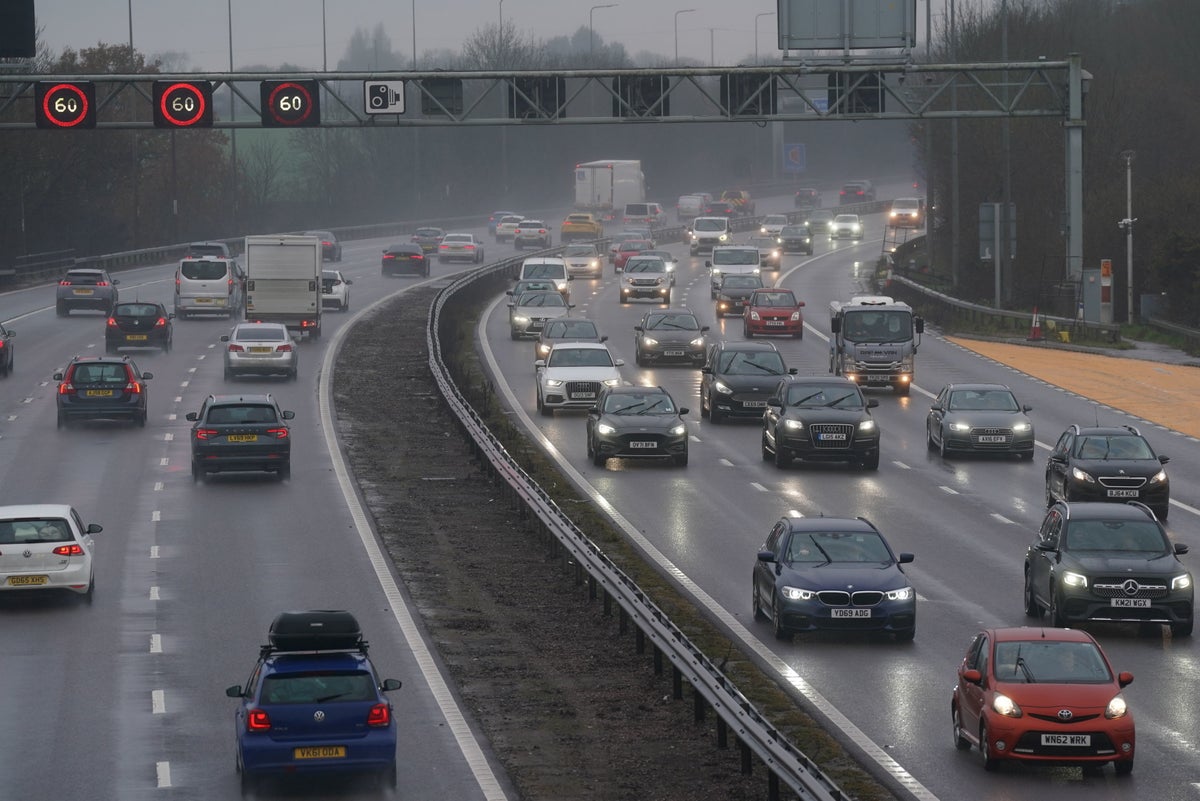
[479,292,939,801]
[156,762,171,788]
[750,482,769,492]
[152,690,166,714]
[939,486,959,495]
[150,634,162,654]
[153,482,164,492]
[167,413,176,421]
[159,457,168,466]
[179,380,189,388]
[187,367,196,374]
[319,285,510,800]
[718,458,734,466]
[149,586,160,600]
[990,513,1015,525]
[174,396,182,403]
[150,546,159,559]
[892,461,911,469]
[151,511,161,522]
[197,354,206,360]
[6,415,15,421]
[21,397,32,404]
[787,510,804,518]
[163,433,173,442]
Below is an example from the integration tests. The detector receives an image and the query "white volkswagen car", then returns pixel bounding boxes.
[0,504,101,600]
[535,342,625,416]
[321,270,352,311]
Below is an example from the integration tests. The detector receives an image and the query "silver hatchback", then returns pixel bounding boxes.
[56,268,119,316]
[221,322,298,380]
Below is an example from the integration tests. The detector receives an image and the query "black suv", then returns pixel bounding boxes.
[1025,501,1193,637]
[700,341,795,424]
[761,376,881,469]
[54,355,152,428]
[186,394,295,482]
[1045,424,1170,520]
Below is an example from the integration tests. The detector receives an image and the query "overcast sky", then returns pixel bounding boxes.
[33,0,800,70]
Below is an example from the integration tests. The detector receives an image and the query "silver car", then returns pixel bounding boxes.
[562,244,603,279]
[221,322,298,380]
[508,290,572,340]
[56,268,119,316]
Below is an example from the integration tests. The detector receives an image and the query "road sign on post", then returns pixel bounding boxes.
[782,143,806,173]
[364,81,406,114]
[259,80,320,127]
[153,81,214,128]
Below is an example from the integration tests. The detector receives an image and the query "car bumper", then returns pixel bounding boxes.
[239,734,396,775]
[746,318,802,335]
[1057,588,1193,627]
[639,344,704,364]
[594,433,688,459]
[321,294,347,308]
[777,597,915,634]
[193,447,291,474]
[777,432,879,464]
[1,562,92,594]
[382,260,427,276]
[177,296,234,313]
[710,396,769,418]
[439,252,479,262]
[58,293,114,310]
[58,400,144,420]
[621,285,670,300]
[107,331,170,348]
[1061,481,1169,509]
[981,715,1134,767]
[780,242,814,254]
[941,431,1035,454]
[226,354,297,376]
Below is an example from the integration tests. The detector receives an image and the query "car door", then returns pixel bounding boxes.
[956,633,989,737]
[754,521,786,612]
[700,344,718,407]
[928,387,949,444]
[1046,430,1074,498]
[1029,510,1062,608]
[763,380,787,447]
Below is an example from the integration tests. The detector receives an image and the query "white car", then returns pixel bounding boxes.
[514,219,552,250]
[438,233,486,263]
[0,504,100,600]
[222,321,299,380]
[707,245,762,297]
[831,213,864,240]
[562,244,603,279]
[620,256,673,304]
[321,269,352,311]
[759,214,789,236]
[535,342,625,416]
[495,215,523,243]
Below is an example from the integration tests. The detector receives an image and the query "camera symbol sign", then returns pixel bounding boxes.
[364,81,406,114]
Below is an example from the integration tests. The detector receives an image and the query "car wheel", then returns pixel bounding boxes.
[979,722,997,771]
[510,329,521,341]
[674,449,688,467]
[1023,569,1043,618]
[537,392,552,417]
[163,338,171,353]
[862,450,880,471]
[192,462,203,483]
[137,411,146,428]
[752,584,766,621]
[796,327,804,340]
[635,349,646,367]
[939,433,949,458]
[57,411,67,429]
[290,368,298,381]
[1044,477,1055,508]
[1049,590,1069,627]
[895,382,911,396]
[663,291,671,305]
[224,365,233,381]
[894,626,915,643]
[379,763,398,789]
[592,448,606,467]
[709,403,723,424]
[619,296,628,305]
[699,393,710,419]
[771,596,791,641]
[105,342,117,355]
[56,301,68,317]
[927,422,938,451]
[952,706,972,751]
[278,463,291,481]
[1155,504,1170,521]
[1170,618,1193,637]
[761,431,773,461]
[743,324,753,338]
[773,440,791,468]
[1114,759,1133,776]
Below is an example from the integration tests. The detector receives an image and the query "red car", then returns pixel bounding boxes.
[743,289,805,339]
[951,627,1135,775]
[613,240,654,272]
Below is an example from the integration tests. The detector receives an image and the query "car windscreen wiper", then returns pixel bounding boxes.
[635,400,665,415]
[823,394,857,407]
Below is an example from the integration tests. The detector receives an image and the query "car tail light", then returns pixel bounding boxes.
[439,244,448,250]
[464,244,475,250]
[383,253,395,260]
[59,279,72,286]
[301,319,316,329]
[52,544,84,556]
[106,317,118,327]
[366,703,391,727]
[322,240,332,247]
[538,228,546,234]
[276,343,293,353]
[155,317,168,328]
[228,277,235,294]
[227,343,245,352]
[95,281,110,287]
[194,428,218,440]
[247,709,271,731]
[58,380,74,394]
[266,427,289,439]
[412,253,424,260]
[125,381,143,394]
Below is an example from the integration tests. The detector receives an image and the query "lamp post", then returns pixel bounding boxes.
[590,4,617,62]
[411,0,417,69]
[1119,150,1136,323]
[754,11,774,64]
[321,0,328,71]
[499,0,504,29]
[674,9,695,64]
[228,0,237,232]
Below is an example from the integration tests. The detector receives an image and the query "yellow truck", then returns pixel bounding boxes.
[560,212,604,243]
[720,189,756,217]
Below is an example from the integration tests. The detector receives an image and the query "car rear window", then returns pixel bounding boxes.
[69,362,132,383]
[261,671,375,704]
[0,518,72,544]
[181,261,230,281]
[206,405,279,425]
[115,304,161,317]
[65,271,104,285]
[187,244,228,258]
[234,326,287,342]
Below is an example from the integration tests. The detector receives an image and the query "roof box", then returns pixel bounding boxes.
[268,610,363,651]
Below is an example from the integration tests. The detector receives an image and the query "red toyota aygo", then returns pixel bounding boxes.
[951,627,1135,775]
[743,288,805,339]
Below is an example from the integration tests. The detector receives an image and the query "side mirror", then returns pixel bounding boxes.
[756,549,776,564]
[345,279,353,285]
[930,404,943,412]
[220,335,230,342]
[225,685,244,698]
[185,412,198,421]
[788,368,798,375]
[86,523,103,534]
[282,410,296,420]
[961,669,983,685]
[1022,405,1032,412]
[505,290,514,296]
[831,318,842,334]
[5,329,13,337]
[599,335,609,343]
[701,367,712,375]
[867,399,879,408]
[1036,541,1058,552]
[766,397,781,408]
[1173,543,1189,555]
[634,326,644,332]
[381,678,403,692]
[1160,455,1170,465]
[568,304,575,309]
[53,372,63,381]
[898,553,914,564]
[112,279,120,285]
[1117,671,1134,688]
[678,407,689,415]
[141,372,153,380]
[534,359,546,369]
[167,313,176,320]
[700,326,710,333]
[915,317,925,334]
[705,261,712,268]
[613,359,625,367]
[797,301,806,307]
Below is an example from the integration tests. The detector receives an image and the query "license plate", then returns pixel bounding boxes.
[1111,598,1150,608]
[831,608,871,618]
[73,288,94,295]
[630,441,656,449]
[766,321,784,326]
[249,347,273,354]
[195,297,212,303]
[1106,489,1140,498]
[818,432,847,441]
[1041,734,1090,747]
[977,435,1006,443]
[664,350,685,357]
[8,575,49,586]
[293,746,346,760]
[125,334,148,341]
[85,389,114,397]
[742,400,767,408]
[226,434,258,443]
[570,392,596,400]
[528,322,544,330]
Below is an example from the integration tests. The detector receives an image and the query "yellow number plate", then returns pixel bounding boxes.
[85,389,114,397]
[73,289,94,295]
[195,297,212,303]
[126,334,148,341]
[227,434,258,443]
[9,575,49,586]
[294,746,346,760]
[249,347,273,353]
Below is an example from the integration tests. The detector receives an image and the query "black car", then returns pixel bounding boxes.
[54,355,152,428]
[586,385,689,467]
[700,341,794,424]
[714,274,765,318]
[746,235,782,271]
[304,230,342,262]
[778,224,814,255]
[1024,501,1193,637]
[793,188,821,209]
[1045,424,1170,520]
[634,309,708,367]
[704,201,738,217]
[105,302,173,353]
[186,393,295,482]
[0,321,14,377]
[535,318,605,361]
[761,376,881,469]
[381,243,429,277]
[753,515,916,642]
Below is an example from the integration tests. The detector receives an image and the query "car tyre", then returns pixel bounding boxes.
[1114,759,1133,776]
[57,411,67,429]
[191,462,202,483]
[709,403,723,424]
[592,449,606,467]
[379,763,398,789]
[761,432,773,461]
[894,626,915,643]
[1170,618,1193,637]
[743,324,753,338]
[56,301,68,317]
[1023,570,1043,617]
[1044,477,1055,508]
[939,434,949,458]
[278,463,291,481]
[927,423,938,451]
[752,585,766,621]
[105,342,117,355]
[979,722,998,771]
[1155,504,1169,521]
[289,368,298,381]
[895,382,911,397]
[773,440,791,468]
[635,349,646,367]
[674,450,688,467]
[224,365,234,381]
[1049,590,1069,627]
[137,411,147,427]
[771,596,791,641]
[952,706,972,751]
[862,450,880,471]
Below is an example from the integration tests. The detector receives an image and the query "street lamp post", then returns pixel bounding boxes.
[754,11,774,64]
[499,0,504,29]
[590,4,617,62]
[674,9,695,65]
[1120,150,1137,323]
[228,0,237,232]
[322,0,328,71]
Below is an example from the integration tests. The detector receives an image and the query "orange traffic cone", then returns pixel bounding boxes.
[1027,307,1044,341]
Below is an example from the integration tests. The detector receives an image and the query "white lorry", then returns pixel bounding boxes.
[243,234,323,339]
[574,160,645,222]
[829,295,924,396]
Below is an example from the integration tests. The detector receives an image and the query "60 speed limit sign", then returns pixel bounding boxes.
[153,81,214,128]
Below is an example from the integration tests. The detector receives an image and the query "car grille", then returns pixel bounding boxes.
[566,381,601,397]
[630,278,661,286]
[816,590,882,606]
[1092,578,1169,599]
[809,423,854,449]
[1097,476,1148,489]
[757,312,791,323]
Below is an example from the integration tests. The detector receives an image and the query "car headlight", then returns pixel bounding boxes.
[1062,571,1088,588]
[512,315,529,324]
[666,263,675,272]
[885,586,913,601]
[590,260,599,268]
[713,380,733,395]
[752,268,760,274]
[1070,466,1096,484]
[760,226,768,233]
[537,344,551,356]
[992,694,1022,718]
[789,311,801,321]
[780,585,815,601]
[712,267,723,275]
[1150,469,1168,484]
[669,423,686,436]
[949,422,971,432]
[603,377,621,387]
[718,233,728,241]
[544,378,564,387]
[749,310,761,320]
[689,337,705,347]
[771,250,780,258]
[1172,573,1192,590]
[784,419,804,430]
[858,419,876,432]
[555,281,568,291]
[596,422,617,435]
[1104,694,1128,720]
[776,237,783,244]
[851,223,861,231]
[641,337,659,347]
[1012,422,1032,432]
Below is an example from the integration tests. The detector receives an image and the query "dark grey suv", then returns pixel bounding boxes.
[761,376,880,469]
[56,268,119,316]
[187,394,295,482]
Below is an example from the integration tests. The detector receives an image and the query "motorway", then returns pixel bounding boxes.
[477,185,1200,801]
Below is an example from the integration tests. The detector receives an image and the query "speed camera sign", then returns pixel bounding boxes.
[364,81,406,115]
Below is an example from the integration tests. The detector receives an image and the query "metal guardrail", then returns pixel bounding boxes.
[424,221,849,801]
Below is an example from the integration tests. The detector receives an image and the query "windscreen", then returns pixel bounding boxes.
[841,310,912,343]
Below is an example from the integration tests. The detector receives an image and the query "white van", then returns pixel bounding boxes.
[518,257,572,302]
[622,202,665,228]
[706,245,761,296]
[676,194,705,221]
[175,256,245,318]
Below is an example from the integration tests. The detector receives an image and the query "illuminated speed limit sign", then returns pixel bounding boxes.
[34,81,96,129]
[259,80,320,127]
[153,80,214,128]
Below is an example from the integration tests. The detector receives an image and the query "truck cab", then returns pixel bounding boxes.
[829,296,924,396]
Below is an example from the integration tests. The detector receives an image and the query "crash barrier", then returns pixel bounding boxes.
[425,237,850,801]
[0,249,77,285]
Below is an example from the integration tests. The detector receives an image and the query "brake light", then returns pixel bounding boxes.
[412,253,424,260]
[322,240,332,247]
[228,277,234,294]
[194,428,218,440]
[266,427,289,439]
[59,279,72,286]
[125,381,143,395]
[95,281,110,287]
[383,254,395,260]
[106,317,118,327]
[227,343,245,352]
[366,703,391,727]
[52,544,85,556]
[301,319,317,328]
[155,317,168,328]
[58,381,73,394]
[275,343,293,353]
[538,228,546,234]
[247,709,271,731]
[464,244,475,250]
